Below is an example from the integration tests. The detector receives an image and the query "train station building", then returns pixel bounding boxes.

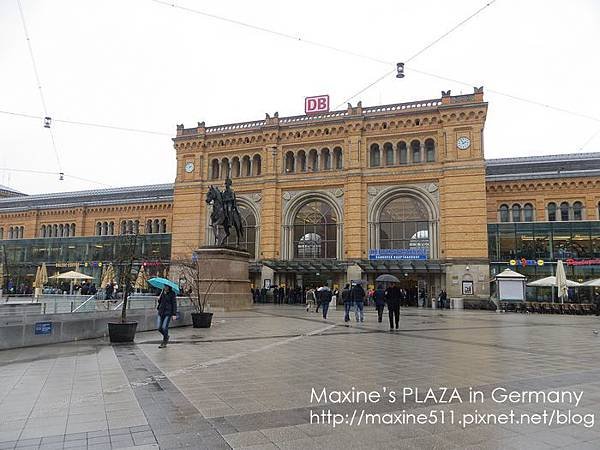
[2,88,600,305]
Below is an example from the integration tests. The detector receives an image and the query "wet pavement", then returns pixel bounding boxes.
[1,305,600,449]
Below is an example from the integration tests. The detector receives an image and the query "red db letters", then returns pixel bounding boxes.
[305,95,330,114]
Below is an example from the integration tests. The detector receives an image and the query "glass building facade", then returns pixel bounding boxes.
[489,222,600,301]
[1,234,171,289]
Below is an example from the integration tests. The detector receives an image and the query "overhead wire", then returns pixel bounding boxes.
[147,0,599,125]
[335,0,497,108]
[0,167,112,188]
[3,0,597,164]
[16,0,63,172]
[0,110,172,136]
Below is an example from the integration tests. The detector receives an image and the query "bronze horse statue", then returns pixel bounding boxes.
[205,184,244,247]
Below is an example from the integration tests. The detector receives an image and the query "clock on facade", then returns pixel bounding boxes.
[456,137,471,150]
[184,162,194,173]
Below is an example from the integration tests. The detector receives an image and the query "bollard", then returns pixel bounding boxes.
[70,301,74,312]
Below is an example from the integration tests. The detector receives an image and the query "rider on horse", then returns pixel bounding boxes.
[222,178,239,228]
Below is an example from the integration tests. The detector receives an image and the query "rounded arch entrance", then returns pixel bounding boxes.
[281,193,343,260]
[368,187,440,259]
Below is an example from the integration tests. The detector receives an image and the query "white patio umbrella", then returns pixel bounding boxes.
[582,278,600,287]
[555,260,568,304]
[527,274,580,303]
[49,270,93,294]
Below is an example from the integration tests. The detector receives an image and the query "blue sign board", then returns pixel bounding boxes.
[368,248,428,260]
[34,322,53,335]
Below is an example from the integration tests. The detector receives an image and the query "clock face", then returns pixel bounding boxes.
[184,162,194,173]
[457,137,471,150]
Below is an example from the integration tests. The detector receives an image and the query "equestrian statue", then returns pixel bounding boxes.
[205,178,244,247]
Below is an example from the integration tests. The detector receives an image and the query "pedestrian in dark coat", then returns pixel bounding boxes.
[341,284,352,325]
[351,283,366,322]
[385,283,401,331]
[157,286,177,348]
[374,284,386,323]
[319,287,332,319]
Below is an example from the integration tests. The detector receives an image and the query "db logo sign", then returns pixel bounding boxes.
[305,95,330,114]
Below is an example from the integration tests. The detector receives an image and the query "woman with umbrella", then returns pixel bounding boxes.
[149,277,180,348]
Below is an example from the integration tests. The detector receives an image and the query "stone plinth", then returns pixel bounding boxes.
[195,246,252,311]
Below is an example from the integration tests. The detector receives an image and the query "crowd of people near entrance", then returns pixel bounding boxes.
[251,283,452,331]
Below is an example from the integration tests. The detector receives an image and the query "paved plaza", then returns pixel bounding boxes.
[1,305,600,449]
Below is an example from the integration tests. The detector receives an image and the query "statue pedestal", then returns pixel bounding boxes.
[195,246,252,312]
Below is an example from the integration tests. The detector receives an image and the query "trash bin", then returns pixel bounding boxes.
[431,297,437,309]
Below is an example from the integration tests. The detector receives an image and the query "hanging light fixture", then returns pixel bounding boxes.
[396,62,405,79]
[44,117,52,128]
[59,172,64,181]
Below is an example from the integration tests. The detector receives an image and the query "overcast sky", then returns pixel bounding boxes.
[1,0,599,194]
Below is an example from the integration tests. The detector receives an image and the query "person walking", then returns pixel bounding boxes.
[386,283,401,331]
[157,285,177,348]
[342,284,352,326]
[319,287,332,319]
[351,282,366,323]
[374,284,386,323]
[315,287,321,313]
[439,289,448,309]
[305,288,316,312]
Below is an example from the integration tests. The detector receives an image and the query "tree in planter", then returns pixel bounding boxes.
[171,252,216,327]
[114,232,140,323]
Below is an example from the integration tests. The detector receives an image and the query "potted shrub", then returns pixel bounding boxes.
[173,254,214,328]
[108,233,139,342]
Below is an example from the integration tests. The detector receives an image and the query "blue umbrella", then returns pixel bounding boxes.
[147,277,180,294]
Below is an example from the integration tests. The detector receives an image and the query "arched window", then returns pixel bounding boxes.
[8,227,13,239]
[160,219,167,233]
[221,158,230,179]
[512,204,522,222]
[397,141,408,164]
[134,220,140,234]
[231,157,240,178]
[210,159,220,180]
[0,227,3,240]
[19,227,24,238]
[241,155,251,177]
[109,222,114,235]
[297,150,307,172]
[224,203,257,258]
[560,202,569,221]
[127,220,134,234]
[548,202,557,221]
[96,222,102,236]
[284,151,295,173]
[411,140,421,163]
[64,224,69,237]
[120,221,126,235]
[573,201,583,220]
[53,224,58,237]
[370,144,380,167]
[384,142,394,166]
[321,148,331,170]
[499,204,509,223]
[71,223,76,236]
[333,147,343,170]
[153,219,159,233]
[293,201,337,259]
[425,138,435,162]
[146,219,153,234]
[379,197,430,254]
[523,203,534,222]
[252,154,261,176]
[41,225,46,238]
[308,149,319,171]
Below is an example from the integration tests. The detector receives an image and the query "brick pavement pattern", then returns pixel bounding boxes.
[1,305,600,449]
